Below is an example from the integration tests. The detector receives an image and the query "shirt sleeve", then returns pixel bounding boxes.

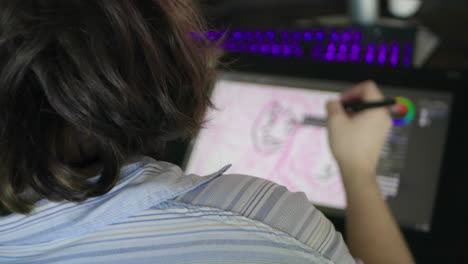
[175,173,359,264]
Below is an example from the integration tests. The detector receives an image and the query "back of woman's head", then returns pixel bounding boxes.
[0,0,218,215]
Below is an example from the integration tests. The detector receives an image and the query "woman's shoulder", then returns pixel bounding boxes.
[175,172,357,264]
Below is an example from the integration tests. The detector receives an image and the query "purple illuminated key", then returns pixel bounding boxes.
[327,43,337,53]
[330,31,340,42]
[315,31,325,41]
[249,44,260,53]
[233,31,243,41]
[283,45,292,56]
[339,44,348,54]
[365,54,375,64]
[365,44,376,64]
[207,31,218,41]
[351,43,360,54]
[244,31,253,41]
[292,31,302,41]
[311,44,324,59]
[337,54,347,62]
[254,31,263,40]
[403,56,411,67]
[281,31,291,41]
[337,44,348,62]
[239,43,249,52]
[266,31,275,41]
[390,54,399,67]
[228,43,238,51]
[378,54,387,65]
[378,44,388,52]
[403,44,412,65]
[272,44,282,56]
[404,44,412,52]
[349,54,359,62]
[294,47,304,57]
[378,44,388,65]
[353,31,363,42]
[390,43,400,67]
[260,44,271,54]
[325,52,335,61]
[342,31,351,42]
[303,31,313,42]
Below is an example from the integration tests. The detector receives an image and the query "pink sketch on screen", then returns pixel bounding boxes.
[186,80,347,209]
[251,101,297,155]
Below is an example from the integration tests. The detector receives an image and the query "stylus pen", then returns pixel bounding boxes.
[301,98,397,127]
[343,98,397,112]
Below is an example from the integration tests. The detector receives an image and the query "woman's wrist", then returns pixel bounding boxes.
[339,163,379,193]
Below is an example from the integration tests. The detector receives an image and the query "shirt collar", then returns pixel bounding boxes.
[0,156,231,245]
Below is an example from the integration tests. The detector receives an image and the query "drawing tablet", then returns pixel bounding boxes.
[184,71,452,232]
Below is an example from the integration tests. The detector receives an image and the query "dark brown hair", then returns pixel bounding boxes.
[0,0,219,215]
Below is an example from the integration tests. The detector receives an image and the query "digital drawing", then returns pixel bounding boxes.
[186,80,347,209]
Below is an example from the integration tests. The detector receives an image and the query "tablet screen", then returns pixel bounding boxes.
[184,72,452,232]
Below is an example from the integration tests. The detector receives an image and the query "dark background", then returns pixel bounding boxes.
[170,1,468,263]
[199,0,468,71]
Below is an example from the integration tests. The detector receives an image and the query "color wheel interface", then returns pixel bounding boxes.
[392,97,416,126]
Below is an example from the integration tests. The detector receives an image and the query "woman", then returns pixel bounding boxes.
[0,0,414,263]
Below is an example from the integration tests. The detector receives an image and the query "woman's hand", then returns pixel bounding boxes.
[326,81,392,186]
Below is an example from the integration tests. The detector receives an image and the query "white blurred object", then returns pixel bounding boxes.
[388,0,423,18]
[349,0,380,25]
[414,27,440,68]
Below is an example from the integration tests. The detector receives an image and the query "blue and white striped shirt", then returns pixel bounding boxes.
[0,156,360,264]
